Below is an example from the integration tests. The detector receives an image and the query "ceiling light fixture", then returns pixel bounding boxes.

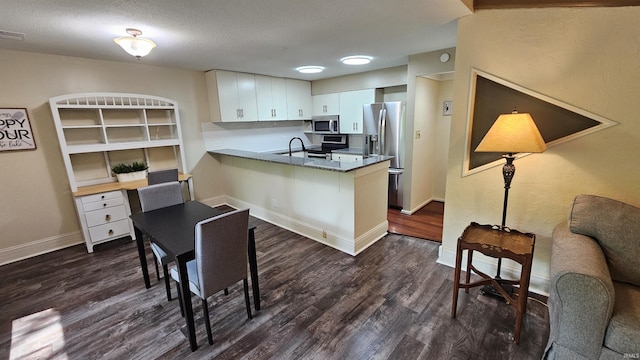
[114,28,156,59]
[296,66,325,74]
[340,55,373,65]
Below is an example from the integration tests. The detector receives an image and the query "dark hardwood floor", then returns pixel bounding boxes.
[1,212,549,360]
[388,201,444,242]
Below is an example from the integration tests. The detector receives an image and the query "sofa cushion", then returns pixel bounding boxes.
[569,195,640,286]
[603,281,640,354]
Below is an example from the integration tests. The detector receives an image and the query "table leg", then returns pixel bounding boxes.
[177,255,197,351]
[134,226,151,289]
[248,228,260,311]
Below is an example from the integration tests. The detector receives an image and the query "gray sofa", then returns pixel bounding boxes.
[544,194,640,359]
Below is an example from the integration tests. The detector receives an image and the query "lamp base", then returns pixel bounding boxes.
[481,283,513,303]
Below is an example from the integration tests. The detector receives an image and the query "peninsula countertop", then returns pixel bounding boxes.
[208,148,392,172]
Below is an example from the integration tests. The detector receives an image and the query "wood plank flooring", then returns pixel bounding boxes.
[0,212,549,360]
[388,201,444,242]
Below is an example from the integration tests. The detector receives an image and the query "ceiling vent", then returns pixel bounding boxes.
[0,30,26,41]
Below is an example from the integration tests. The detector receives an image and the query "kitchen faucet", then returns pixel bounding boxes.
[288,137,306,156]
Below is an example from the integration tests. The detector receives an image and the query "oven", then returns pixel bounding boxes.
[306,134,348,159]
[312,115,340,134]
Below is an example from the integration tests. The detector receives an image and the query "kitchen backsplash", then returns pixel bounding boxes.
[203,121,318,153]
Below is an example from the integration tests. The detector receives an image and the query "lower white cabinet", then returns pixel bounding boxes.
[75,190,134,252]
[332,153,363,162]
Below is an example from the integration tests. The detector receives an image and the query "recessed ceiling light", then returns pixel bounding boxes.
[296,66,325,74]
[340,55,373,65]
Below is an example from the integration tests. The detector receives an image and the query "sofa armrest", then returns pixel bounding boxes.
[546,223,615,359]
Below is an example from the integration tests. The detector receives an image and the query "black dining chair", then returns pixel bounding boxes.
[170,208,252,345]
[138,181,184,301]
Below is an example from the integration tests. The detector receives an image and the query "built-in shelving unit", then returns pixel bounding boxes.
[49,93,189,252]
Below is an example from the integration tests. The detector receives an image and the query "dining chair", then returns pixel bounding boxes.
[170,208,252,345]
[138,181,184,301]
[147,168,179,185]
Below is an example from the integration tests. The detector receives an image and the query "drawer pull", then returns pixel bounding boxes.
[105,214,111,221]
[108,229,114,236]
[103,203,107,207]
[101,195,105,199]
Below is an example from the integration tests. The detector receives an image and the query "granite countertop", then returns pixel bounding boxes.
[209,148,392,172]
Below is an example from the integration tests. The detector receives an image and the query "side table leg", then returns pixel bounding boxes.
[451,242,464,318]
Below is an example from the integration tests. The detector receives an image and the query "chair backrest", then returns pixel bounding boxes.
[138,181,184,212]
[195,208,250,298]
[147,168,179,185]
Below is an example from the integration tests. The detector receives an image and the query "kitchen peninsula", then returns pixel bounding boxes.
[209,148,392,255]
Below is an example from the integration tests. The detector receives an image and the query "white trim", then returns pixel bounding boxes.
[200,195,387,256]
[0,232,83,266]
[437,245,549,296]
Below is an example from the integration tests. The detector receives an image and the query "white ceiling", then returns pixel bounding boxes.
[0,0,472,80]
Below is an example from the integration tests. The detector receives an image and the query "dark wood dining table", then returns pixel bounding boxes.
[130,201,259,351]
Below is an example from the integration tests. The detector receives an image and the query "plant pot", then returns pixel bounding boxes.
[116,170,148,182]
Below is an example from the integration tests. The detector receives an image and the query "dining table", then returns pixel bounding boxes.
[130,201,259,351]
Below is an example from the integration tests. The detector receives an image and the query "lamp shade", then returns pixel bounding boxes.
[475,112,547,154]
[114,36,156,58]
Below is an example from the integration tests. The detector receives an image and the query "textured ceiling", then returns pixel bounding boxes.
[0,0,472,80]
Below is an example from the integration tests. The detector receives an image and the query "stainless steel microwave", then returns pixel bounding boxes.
[312,115,340,134]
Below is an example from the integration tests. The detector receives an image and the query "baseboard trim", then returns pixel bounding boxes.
[202,195,387,256]
[0,232,83,266]
[437,245,549,296]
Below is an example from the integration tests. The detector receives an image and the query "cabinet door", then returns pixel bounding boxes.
[235,72,258,121]
[285,79,312,120]
[313,93,340,116]
[214,70,243,122]
[339,89,375,134]
[256,75,287,121]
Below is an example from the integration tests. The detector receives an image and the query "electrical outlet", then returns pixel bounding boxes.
[415,130,421,139]
[271,198,277,208]
[322,230,327,238]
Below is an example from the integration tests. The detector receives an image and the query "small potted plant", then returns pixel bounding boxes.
[111,161,149,182]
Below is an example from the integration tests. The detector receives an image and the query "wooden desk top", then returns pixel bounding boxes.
[460,222,535,256]
[73,173,192,197]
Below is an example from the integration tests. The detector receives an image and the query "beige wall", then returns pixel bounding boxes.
[441,7,640,294]
[0,49,220,263]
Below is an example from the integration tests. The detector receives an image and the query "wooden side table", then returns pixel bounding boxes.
[451,222,535,344]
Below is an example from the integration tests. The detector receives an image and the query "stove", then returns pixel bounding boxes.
[307,135,348,159]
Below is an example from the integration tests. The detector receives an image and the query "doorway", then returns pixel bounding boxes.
[387,201,444,242]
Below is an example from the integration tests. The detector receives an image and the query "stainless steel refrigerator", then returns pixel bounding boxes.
[363,101,405,209]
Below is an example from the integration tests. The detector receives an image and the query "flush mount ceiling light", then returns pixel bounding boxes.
[296,66,325,74]
[340,55,373,65]
[114,28,156,59]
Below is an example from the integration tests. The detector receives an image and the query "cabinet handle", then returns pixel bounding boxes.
[108,229,114,236]
[103,203,107,207]
[101,195,105,199]
[105,214,111,221]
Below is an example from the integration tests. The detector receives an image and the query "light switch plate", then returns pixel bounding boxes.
[443,101,452,116]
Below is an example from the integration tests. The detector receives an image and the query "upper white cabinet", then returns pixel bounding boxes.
[207,70,312,122]
[339,89,376,134]
[207,70,258,122]
[255,75,287,121]
[286,79,313,120]
[313,93,340,116]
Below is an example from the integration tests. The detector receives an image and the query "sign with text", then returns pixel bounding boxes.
[0,108,36,151]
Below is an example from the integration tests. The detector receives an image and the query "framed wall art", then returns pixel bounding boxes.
[0,108,36,151]
[463,69,617,176]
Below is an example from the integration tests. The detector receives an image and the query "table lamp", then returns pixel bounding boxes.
[474,111,546,296]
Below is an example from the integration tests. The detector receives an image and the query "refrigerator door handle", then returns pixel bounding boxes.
[378,108,387,154]
[388,168,404,175]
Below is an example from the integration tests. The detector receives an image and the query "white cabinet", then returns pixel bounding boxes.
[207,70,258,122]
[339,89,376,134]
[331,153,363,162]
[286,79,313,120]
[49,92,189,252]
[255,75,287,121]
[313,93,340,116]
